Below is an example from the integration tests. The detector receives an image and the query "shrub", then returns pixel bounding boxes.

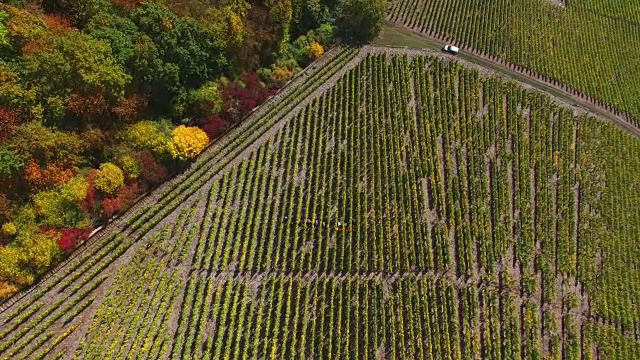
[118,181,140,208]
[313,23,335,46]
[221,72,275,120]
[258,60,299,88]
[81,170,98,213]
[101,181,140,218]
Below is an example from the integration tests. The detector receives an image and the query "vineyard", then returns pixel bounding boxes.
[386,0,640,126]
[0,47,639,359]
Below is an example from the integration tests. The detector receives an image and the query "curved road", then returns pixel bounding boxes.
[375,23,640,137]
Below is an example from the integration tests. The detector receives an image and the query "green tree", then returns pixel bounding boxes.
[266,0,293,48]
[22,31,131,123]
[290,0,333,39]
[335,0,386,42]
[40,0,111,28]
[131,2,227,87]
[188,81,222,118]
[0,10,9,47]
[9,122,87,167]
[85,12,139,66]
[0,145,24,181]
[32,181,87,229]
[0,62,38,113]
[123,120,169,156]
[162,0,250,50]
[126,3,228,115]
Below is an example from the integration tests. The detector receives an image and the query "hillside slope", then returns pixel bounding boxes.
[387,0,640,125]
[0,47,638,359]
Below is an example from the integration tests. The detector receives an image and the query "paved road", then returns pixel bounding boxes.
[376,23,640,137]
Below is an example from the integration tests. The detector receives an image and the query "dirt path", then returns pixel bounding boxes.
[374,24,640,138]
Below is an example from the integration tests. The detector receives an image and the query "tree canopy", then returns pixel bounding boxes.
[335,0,387,42]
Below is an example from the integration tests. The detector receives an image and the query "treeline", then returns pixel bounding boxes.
[0,0,386,299]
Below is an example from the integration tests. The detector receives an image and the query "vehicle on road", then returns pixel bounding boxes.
[443,45,459,54]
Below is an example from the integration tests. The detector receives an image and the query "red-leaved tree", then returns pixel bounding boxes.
[135,150,168,185]
[101,197,122,219]
[220,72,275,122]
[80,169,99,213]
[199,115,229,139]
[118,181,140,209]
[112,93,148,123]
[100,181,140,219]
[0,108,18,142]
[57,228,91,252]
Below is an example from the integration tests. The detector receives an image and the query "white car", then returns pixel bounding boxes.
[443,45,459,54]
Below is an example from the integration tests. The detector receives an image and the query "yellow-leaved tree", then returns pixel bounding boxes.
[0,208,62,299]
[23,230,61,275]
[0,281,17,300]
[117,154,140,179]
[94,162,124,195]
[0,245,34,290]
[309,41,324,60]
[1,222,16,236]
[32,175,88,228]
[124,121,169,156]
[168,125,209,161]
[59,175,89,202]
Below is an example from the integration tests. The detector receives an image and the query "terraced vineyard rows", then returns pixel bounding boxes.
[1,48,639,359]
[0,46,361,359]
[386,0,640,126]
